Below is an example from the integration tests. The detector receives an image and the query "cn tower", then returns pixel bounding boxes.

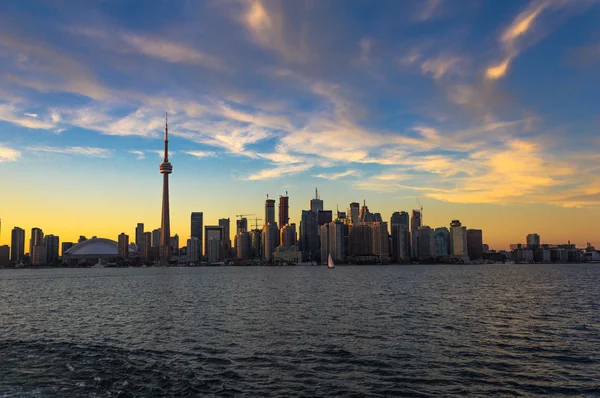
[159,113,173,263]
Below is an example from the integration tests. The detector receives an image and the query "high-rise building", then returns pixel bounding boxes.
[236,232,251,260]
[141,232,152,261]
[152,229,161,248]
[170,234,179,253]
[300,210,319,262]
[61,242,74,257]
[118,233,129,258]
[44,235,59,264]
[431,227,450,257]
[219,218,231,258]
[191,212,203,257]
[347,202,359,225]
[280,224,296,247]
[32,244,47,265]
[265,198,276,224]
[328,221,345,261]
[279,192,290,228]
[372,222,389,263]
[390,211,410,262]
[467,229,483,260]
[310,188,323,213]
[348,222,389,263]
[318,210,333,226]
[10,227,25,263]
[207,237,222,263]
[236,218,248,235]
[0,245,9,266]
[159,113,173,263]
[373,213,383,223]
[320,223,330,263]
[135,223,144,247]
[205,226,223,257]
[250,229,262,258]
[526,233,540,249]
[359,200,371,222]
[450,220,468,258]
[187,237,201,263]
[417,226,432,260]
[263,222,279,262]
[30,227,43,257]
[411,210,421,259]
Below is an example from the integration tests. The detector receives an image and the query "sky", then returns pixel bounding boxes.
[1,0,600,251]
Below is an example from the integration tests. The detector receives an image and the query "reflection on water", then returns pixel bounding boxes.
[1,264,599,396]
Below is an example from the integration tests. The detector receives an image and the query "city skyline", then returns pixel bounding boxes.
[1,1,600,250]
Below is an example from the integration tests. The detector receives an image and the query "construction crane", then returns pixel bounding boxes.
[252,218,263,230]
[236,214,255,219]
[415,197,423,226]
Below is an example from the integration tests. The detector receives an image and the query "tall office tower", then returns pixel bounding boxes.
[279,192,289,228]
[135,223,144,246]
[280,224,296,247]
[328,221,345,261]
[170,234,179,253]
[118,233,129,258]
[190,212,203,257]
[78,236,87,243]
[411,210,421,259]
[263,222,279,262]
[373,213,383,223]
[204,225,224,257]
[250,229,262,258]
[265,198,276,224]
[141,232,152,261]
[449,220,468,258]
[30,227,43,257]
[431,227,450,257]
[310,188,323,213]
[467,229,483,260]
[390,212,410,262]
[10,227,25,263]
[318,210,333,226]
[152,228,161,248]
[348,202,360,225]
[61,242,74,257]
[44,235,59,264]
[372,222,389,264]
[32,244,47,265]
[359,200,370,222]
[219,218,231,258]
[417,226,432,260]
[0,245,9,266]
[187,237,201,263]
[319,223,329,263]
[236,232,251,260]
[348,223,372,256]
[207,237,222,263]
[300,210,319,262]
[526,233,540,249]
[236,218,248,235]
[159,113,173,263]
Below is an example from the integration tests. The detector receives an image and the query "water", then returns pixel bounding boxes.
[1,264,599,396]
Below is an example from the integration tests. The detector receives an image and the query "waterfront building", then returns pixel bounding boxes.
[320,223,329,263]
[118,233,129,259]
[250,229,262,258]
[467,229,483,260]
[159,114,173,263]
[135,223,144,247]
[62,238,135,265]
[450,220,468,259]
[318,210,333,226]
[32,244,47,265]
[10,227,25,263]
[265,198,276,224]
[418,226,433,260]
[263,222,279,262]
[141,232,152,261]
[279,192,289,228]
[187,237,201,263]
[205,226,223,256]
[30,227,43,259]
[347,202,360,225]
[273,246,302,264]
[236,232,252,260]
[44,235,59,264]
[328,220,345,261]
[348,222,388,263]
[236,218,248,235]
[207,237,221,263]
[219,218,231,258]
[152,228,161,248]
[280,224,296,247]
[191,212,203,257]
[61,242,74,257]
[310,188,323,213]
[390,211,410,262]
[431,227,450,257]
[527,233,540,249]
[170,234,179,253]
[0,245,9,266]
[411,210,421,259]
[300,210,319,262]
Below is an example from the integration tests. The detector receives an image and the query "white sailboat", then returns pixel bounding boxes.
[327,254,335,269]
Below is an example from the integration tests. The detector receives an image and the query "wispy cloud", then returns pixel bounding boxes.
[0,144,20,162]
[26,145,113,158]
[414,0,444,21]
[314,169,360,180]
[129,150,145,160]
[186,150,216,158]
[247,163,313,180]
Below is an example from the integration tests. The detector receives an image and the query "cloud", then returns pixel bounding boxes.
[129,150,145,160]
[24,112,38,118]
[421,56,463,79]
[0,144,20,162]
[314,169,360,180]
[186,150,216,158]
[414,0,444,21]
[0,104,56,130]
[247,163,313,180]
[26,145,113,158]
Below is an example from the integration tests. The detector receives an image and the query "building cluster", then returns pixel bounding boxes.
[508,233,583,263]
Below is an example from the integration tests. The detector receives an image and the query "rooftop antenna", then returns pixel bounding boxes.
[416,197,423,226]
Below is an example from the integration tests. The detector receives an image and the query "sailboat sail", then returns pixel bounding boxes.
[328,254,335,269]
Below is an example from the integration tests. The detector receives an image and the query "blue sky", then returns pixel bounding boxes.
[1,0,600,248]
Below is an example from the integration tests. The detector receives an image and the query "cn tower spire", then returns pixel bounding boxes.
[164,112,169,162]
[159,112,173,264]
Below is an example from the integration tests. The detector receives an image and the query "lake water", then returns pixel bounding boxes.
[1,264,599,396]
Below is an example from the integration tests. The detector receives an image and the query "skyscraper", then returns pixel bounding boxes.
[390,211,410,262]
[263,222,279,262]
[348,202,360,225]
[431,227,450,257]
[265,198,276,224]
[310,188,323,213]
[219,218,231,258]
[205,226,224,257]
[207,237,222,263]
[526,233,540,249]
[328,220,345,261]
[30,227,43,257]
[411,210,421,259]
[187,237,201,263]
[44,235,59,264]
[279,192,289,228]
[118,233,129,259]
[135,223,144,247]
[319,223,329,264]
[0,245,9,266]
[280,224,296,247]
[191,212,203,257]
[159,113,173,263]
[236,232,251,260]
[151,228,161,248]
[250,229,262,258]
[236,218,248,235]
[300,210,319,261]
[450,220,468,259]
[141,232,152,261]
[10,227,25,263]
[61,242,74,257]
[467,229,483,260]
[417,226,432,261]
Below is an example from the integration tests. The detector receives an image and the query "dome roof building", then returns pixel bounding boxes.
[62,238,137,265]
